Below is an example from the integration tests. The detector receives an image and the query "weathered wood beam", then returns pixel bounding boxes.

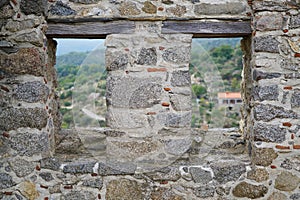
[46,20,135,38]
[162,21,252,37]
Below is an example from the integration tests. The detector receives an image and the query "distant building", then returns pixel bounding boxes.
[218,92,242,105]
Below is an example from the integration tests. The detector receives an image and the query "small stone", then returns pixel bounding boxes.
[162,47,190,64]
[145,166,181,181]
[193,186,215,198]
[254,36,280,53]
[119,2,141,16]
[157,112,191,128]
[0,173,16,189]
[82,178,103,189]
[275,171,300,191]
[290,193,300,200]
[190,167,212,184]
[150,187,184,200]
[171,70,191,87]
[40,157,61,171]
[106,179,144,200]
[194,2,247,15]
[252,147,278,166]
[70,0,101,4]
[256,14,283,31]
[50,1,76,16]
[136,47,157,65]
[60,191,96,200]
[247,168,269,182]
[253,123,286,143]
[253,85,279,101]
[170,94,191,111]
[164,138,191,156]
[98,161,136,175]
[167,5,186,17]
[210,161,246,184]
[253,70,281,81]
[106,52,128,71]
[9,158,35,177]
[63,162,96,174]
[39,172,54,182]
[291,14,300,29]
[291,89,300,108]
[232,182,268,199]
[142,1,157,14]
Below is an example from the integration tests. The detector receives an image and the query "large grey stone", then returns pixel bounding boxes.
[14,30,44,47]
[106,179,144,200]
[171,70,191,87]
[254,36,280,53]
[106,52,128,71]
[233,182,268,199]
[253,70,281,81]
[190,167,212,184]
[162,47,190,64]
[164,138,192,156]
[82,178,103,189]
[0,108,48,131]
[13,81,49,103]
[63,162,96,174]
[145,166,181,181]
[210,161,246,184]
[291,89,300,108]
[167,5,187,17]
[252,147,278,166]
[98,161,136,175]
[267,192,287,200]
[193,186,215,198]
[20,0,47,15]
[150,187,184,200]
[0,0,9,8]
[253,123,286,143]
[0,173,16,189]
[118,2,141,16]
[55,129,83,154]
[194,1,246,15]
[253,1,289,11]
[129,83,162,109]
[169,94,191,111]
[8,131,49,156]
[281,59,299,71]
[254,103,298,122]
[50,1,76,16]
[0,48,44,77]
[9,158,34,177]
[280,156,300,172]
[106,76,162,108]
[275,171,300,191]
[157,112,191,128]
[60,191,96,200]
[40,157,61,171]
[256,14,283,31]
[253,85,279,101]
[290,193,300,200]
[136,47,157,65]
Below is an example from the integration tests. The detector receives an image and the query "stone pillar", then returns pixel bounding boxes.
[234,1,300,199]
[0,0,59,196]
[105,22,193,171]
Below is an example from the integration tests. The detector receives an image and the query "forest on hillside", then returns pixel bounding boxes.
[55,38,243,129]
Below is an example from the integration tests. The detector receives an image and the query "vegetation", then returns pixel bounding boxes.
[56,38,243,129]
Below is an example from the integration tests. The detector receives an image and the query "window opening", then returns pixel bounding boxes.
[190,38,243,129]
[55,39,106,129]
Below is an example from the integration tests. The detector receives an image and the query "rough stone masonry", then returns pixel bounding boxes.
[0,0,300,199]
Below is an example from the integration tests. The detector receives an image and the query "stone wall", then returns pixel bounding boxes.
[0,0,300,199]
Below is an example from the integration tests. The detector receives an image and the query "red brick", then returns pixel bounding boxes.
[3,132,9,138]
[91,173,98,176]
[0,86,9,92]
[147,68,167,72]
[64,185,73,189]
[283,29,288,33]
[160,180,168,184]
[44,197,49,200]
[291,133,295,140]
[284,86,292,90]
[295,53,300,57]
[158,7,164,11]
[293,145,300,149]
[164,87,171,91]
[283,122,292,127]
[161,102,170,107]
[146,112,156,115]
[275,145,290,150]
[270,165,277,169]
[159,46,165,50]
[40,185,48,189]
[4,192,13,195]
[98,194,102,199]
[36,165,41,171]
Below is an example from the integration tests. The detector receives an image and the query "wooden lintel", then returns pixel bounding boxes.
[162,21,252,37]
[46,20,135,38]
